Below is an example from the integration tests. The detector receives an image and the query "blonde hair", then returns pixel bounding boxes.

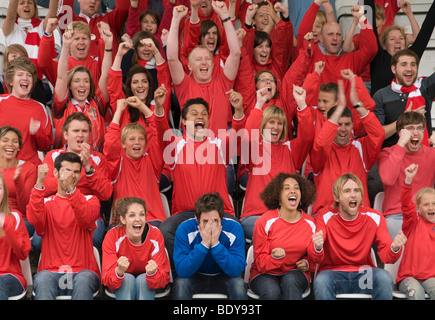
[121,122,147,144]
[66,21,91,38]
[380,25,407,49]
[315,11,327,25]
[332,173,364,207]
[261,105,288,142]
[415,188,435,207]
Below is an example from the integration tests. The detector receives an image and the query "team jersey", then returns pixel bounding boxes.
[0,211,31,290]
[102,223,170,291]
[42,146,112,201]
[315,205,401,273]
[0,94,53,166]
[26,187,101,278]
[249,209,323,283]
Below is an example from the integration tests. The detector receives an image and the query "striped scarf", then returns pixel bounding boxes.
[391,78,429,146]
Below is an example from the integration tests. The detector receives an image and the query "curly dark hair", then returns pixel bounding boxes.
[260,172,316,213]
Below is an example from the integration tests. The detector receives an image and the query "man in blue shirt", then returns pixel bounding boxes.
[172,192,247,300]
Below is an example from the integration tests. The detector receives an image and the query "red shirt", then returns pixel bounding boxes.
[42,146,112,201]
[174,70,234,135]
[1,161,37,219]
[0,211,31,289]
[155,113,245,216]
[397,183,435,283]
[310,111,384,214]
[250,209,323,283]
[0,94,53,166]
[27,187,101,278]
[102,224,171,291]
[315,205,401,273]
[104,119,165,223]
[241,106,314,218]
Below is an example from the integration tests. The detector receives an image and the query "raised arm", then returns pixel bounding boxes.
[213,1,241,81]
[166,5,189,85]
[54,28,75,117]
[97,22,114,104]
[2,0,18,36]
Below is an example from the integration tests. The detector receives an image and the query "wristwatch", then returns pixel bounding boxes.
[85,166,95,175]
[353,101,363,109]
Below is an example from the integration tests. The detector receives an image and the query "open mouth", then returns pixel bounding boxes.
[349,200,357,208]
[3,148,16,156]
[410,137,420,146]
[19,82,29,90]
[288,196,297,206]
[195,121,205,131]
[133,224,142,233]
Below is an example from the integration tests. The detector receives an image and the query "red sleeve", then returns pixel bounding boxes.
[377,145,406,186]
[349,19,378,76]
[234,47,256,117]
[85,163,113,202]
[13,162,37,215]
[101,228,123,290]
[144,114,164,180]
[103,122,123,181]
[181,19,201,70]
[67,189,101,230]
[156,61,173,118]
[26,187,48,236]
[270,19,293,81]
[293,1,320,62]
[401,182,417,236]
[108,68,127,116]
[359,112,385,170]
[37,34,58,86]
[145,228,171,289]
[289,107,315,171]
[3,212,31,260]
[310,120,338,174]
[126,5,141,37]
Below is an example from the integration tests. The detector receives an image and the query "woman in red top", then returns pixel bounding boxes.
[0,127,37,238]
[0,174,31,300]
[51,25,113,152]
[249,172,323,300]
[102,197,170,300]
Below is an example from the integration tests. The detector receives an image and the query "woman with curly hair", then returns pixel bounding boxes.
[248,172,324,300]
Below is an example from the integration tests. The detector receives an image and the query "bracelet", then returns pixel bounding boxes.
[222,16,232,23]
[105,48,113,52]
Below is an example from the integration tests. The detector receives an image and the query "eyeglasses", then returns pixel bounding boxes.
[403,125,425,132]
[257,78,275,83]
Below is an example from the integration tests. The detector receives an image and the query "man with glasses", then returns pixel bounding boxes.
[378,111,435,239]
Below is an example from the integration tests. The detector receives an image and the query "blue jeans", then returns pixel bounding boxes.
[173,273,248,300]
[398,277,435,300]
[314,268,394,300]
[33,269,100,300]
[250,270,309,300]
[114,273,155,300]
[0,274,25,300]
[240,215,260,241]
[385,213,403,240]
